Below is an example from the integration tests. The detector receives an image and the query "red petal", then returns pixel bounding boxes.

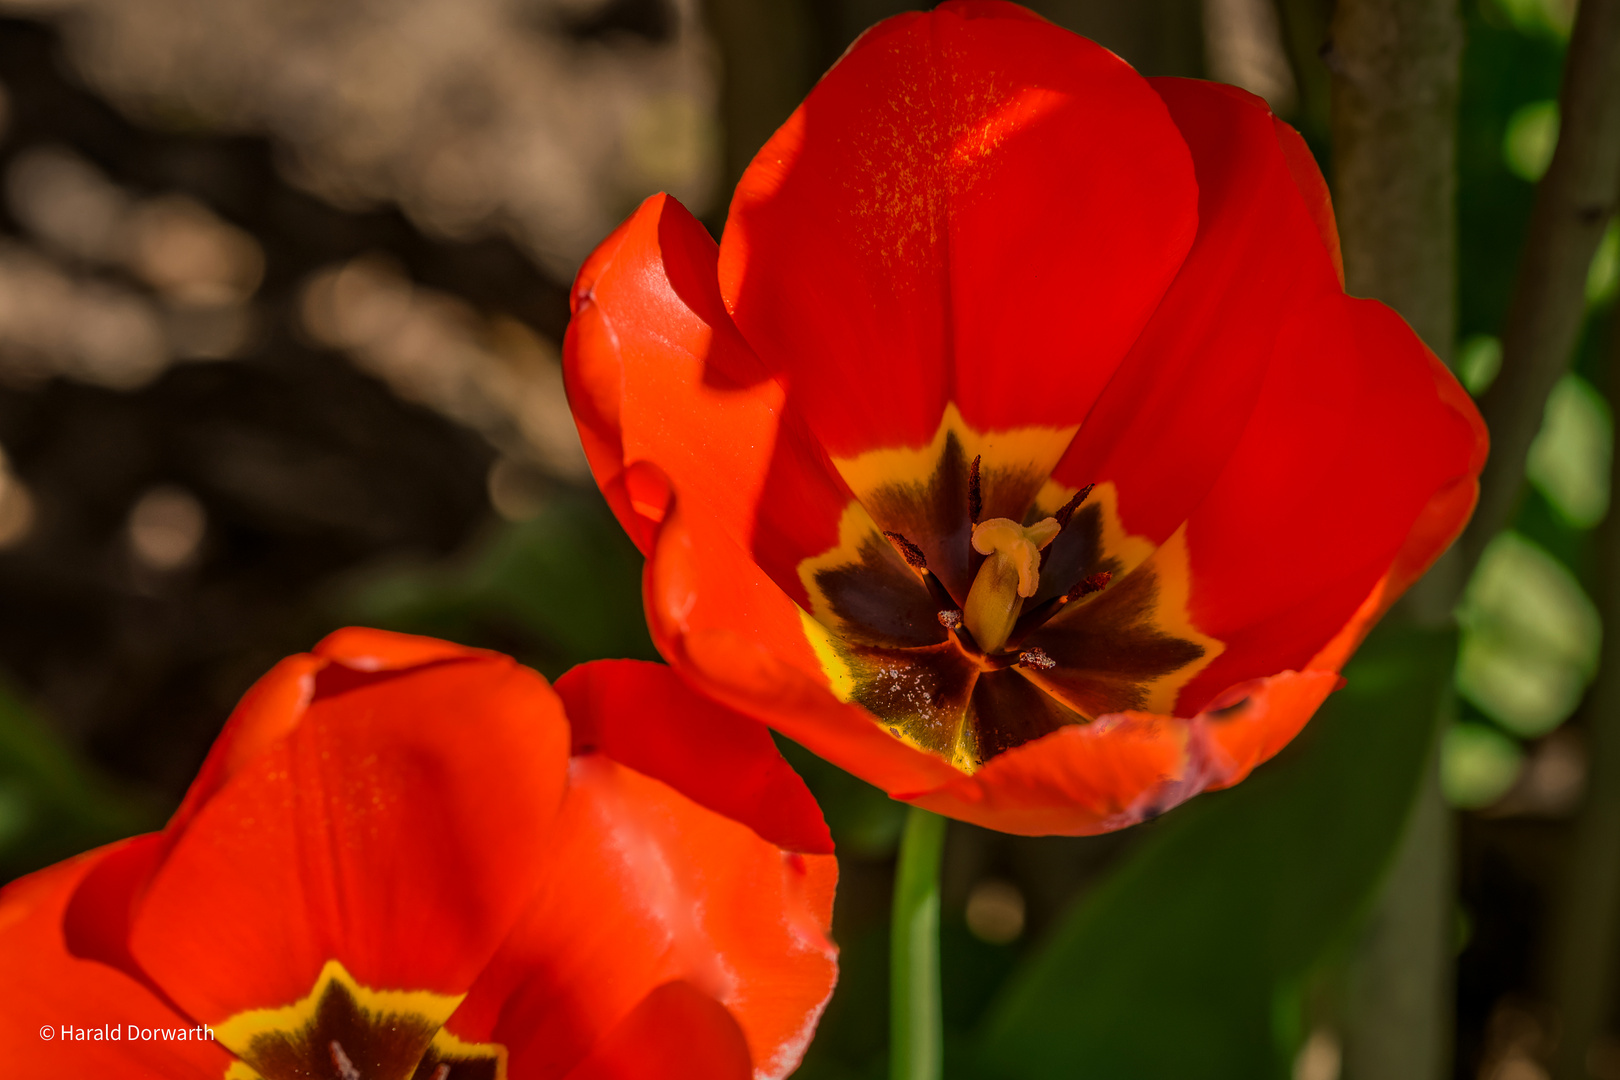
[907,669,1341,833]
[1271,114,1344,286]
[313,626,492,669]
[564,193,857,608]
[555,659,833,855]
[717,1,1197,454]
[1171,296,1483,715]
[637,462,966,798]
[165,653,323,840]
[444,754,837,1080]
[910,711,1192,834]
[0,842,234,1078]
[124,654,570,1024]
[1046,78,1483,715]
[560,981,753,1080]
[1198,671,1345,790]
[1052,78,1346,547]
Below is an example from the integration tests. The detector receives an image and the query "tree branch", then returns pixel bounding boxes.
[1550,308,1620,1080]
[1327,0,1463,356]
[1461,0,1620,580]
[1325,1,1463,1076]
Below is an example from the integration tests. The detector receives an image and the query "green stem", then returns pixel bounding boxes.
[891,806,946,1080]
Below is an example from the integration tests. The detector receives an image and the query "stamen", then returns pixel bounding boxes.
[963,516,1062,655]
[330,1041,361,1080]
[883,530,928,570]
[1071,571,1112,599]
[1017,648,1056,670]
[937,609,962,630]
[968,455,983,524]
[1053,483,1095,529]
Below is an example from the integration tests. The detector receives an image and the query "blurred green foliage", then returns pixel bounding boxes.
[0,681,162,881]
[1442,0,1613,814]
[1457,531,1601,738]
[790,629,1455,1079]
[976,628,1456,1079]
[339,490,659,680]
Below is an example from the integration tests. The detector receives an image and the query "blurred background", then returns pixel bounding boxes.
[0,0,1610,1078]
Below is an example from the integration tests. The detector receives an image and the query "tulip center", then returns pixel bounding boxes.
[799,411,1221,771]
[215,960,504,1080]
[961,516,1060,654]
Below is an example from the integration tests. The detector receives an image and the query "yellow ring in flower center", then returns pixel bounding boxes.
[216,960,506,1080]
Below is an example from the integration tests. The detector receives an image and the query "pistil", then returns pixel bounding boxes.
[963,516,1060,654]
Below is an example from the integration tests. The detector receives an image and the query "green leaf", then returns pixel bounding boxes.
[0,681,161,882]
[975,625,1456,1079]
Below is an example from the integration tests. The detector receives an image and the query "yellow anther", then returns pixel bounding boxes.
[963,516,1060,654]
[970,517,1060,598]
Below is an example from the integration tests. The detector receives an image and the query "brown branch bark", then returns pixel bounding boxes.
[1461,0,1620,580]
[700,0,816,220]
[1327,0,1462,356]
[1325,2,1462,1077]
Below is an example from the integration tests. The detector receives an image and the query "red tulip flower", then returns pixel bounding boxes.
[564,2,1487,835]
[0,630,837,1080]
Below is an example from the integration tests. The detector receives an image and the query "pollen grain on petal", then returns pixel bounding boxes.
[1017,648,1056,670]
[330,1041,361,1080]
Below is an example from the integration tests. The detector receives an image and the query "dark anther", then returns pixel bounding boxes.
[1208,696,1250,718]
[1053,483,1094,529]
[968,455,983,524]
[1018,647,1057,670]
[884,530,929,569]
[937,609,963,630]
[1067,571,1112,600]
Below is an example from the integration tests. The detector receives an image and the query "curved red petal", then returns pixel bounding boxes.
[1271,114,1344,286]
[555,659,833,855]
[1047,78,1482,717]
[0,842,234,1078]
[1052,77,1346,546]
[124,654,570,1024]
[638,462,965,798]
[560,981,754,1080]
[1172,296,1483,715]
[1193,669,1344,791]
[165,653,323,840]
[444,754,837,1080]
[907,669,1341,833]
[909,711,1192,834]
[564,192,855,607]
[718,1,1197,454]
[313,626,492,669]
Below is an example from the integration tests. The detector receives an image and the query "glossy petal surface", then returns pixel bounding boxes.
[6,640,841,1079]
[444,752,838,1080]
[561,981,754,1080]
[555,658,833,854]
[565,4,1487,835]
[0,843,232,1078]
[719,0,1197,453]
[127,651,571,1024]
